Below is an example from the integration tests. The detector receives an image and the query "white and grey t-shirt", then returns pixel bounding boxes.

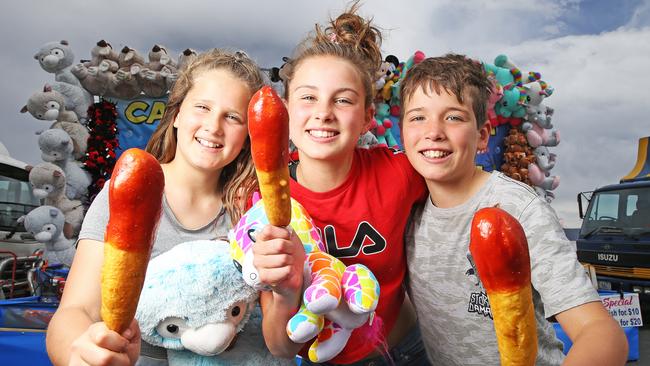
[406,171,599,366]
[79,181,229,259]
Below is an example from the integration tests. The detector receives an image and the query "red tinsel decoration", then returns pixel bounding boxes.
[83,99,119,202]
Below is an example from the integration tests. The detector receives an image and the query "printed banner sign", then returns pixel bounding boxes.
[110,96,168,158]
[600,292,643,327]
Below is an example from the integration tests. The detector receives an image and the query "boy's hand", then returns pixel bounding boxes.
[252,225,305,298]
[69,318,141,366]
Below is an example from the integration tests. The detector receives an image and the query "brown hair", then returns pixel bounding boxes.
[145,49,265,225]
[400,54,491,128]
[282,1,383,107]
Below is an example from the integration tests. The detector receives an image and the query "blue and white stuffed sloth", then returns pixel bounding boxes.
[135,240,294,366]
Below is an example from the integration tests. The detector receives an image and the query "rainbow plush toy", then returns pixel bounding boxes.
[230,197,380,363]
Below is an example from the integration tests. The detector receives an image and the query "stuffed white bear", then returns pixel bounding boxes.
[38,129,91,200]
[28,162,84,238]
[18,205,76,266]
[34,40,81,87]
[21,85,89,160]
[46,81,94,121]
[136,240,294,366]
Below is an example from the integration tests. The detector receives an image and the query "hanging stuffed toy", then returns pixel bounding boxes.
[21,85,90,160]
[38,128,91,200]
[34,40,82,87]
[137,45,173,98]
[27,162,84,238]
[18,206,76,266]
[109,46,145,100]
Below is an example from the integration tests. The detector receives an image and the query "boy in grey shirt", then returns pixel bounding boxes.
[399,54,627,365]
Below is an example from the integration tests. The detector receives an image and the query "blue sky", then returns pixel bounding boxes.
[562,0,641,34]
[1,0,649,227]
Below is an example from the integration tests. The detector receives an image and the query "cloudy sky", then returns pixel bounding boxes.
[1,0,649,227]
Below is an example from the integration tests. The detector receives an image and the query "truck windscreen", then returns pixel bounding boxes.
[581,187,650,236]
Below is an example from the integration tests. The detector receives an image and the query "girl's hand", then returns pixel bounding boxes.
[252,225,306,298]
[68,319,141,366]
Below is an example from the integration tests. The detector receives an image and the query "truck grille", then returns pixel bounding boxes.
[592,264,650,280]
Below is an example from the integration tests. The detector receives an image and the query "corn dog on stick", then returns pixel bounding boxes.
[248,86,291,227]
[101,148,164,333]
[469,207,538,366]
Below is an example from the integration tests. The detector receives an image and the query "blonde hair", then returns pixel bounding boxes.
[283,1,382,107]
[146,49,265,225]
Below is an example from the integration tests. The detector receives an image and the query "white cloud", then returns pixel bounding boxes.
[503,26,650,227]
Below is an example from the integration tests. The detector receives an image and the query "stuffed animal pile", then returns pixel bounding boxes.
[19,40,204,266]
[483,54,560,202]
[369,51,426,150]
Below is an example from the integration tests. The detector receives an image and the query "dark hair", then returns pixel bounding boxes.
[400,54,491,128]
[282,1,383,107]
[145,49,265,225]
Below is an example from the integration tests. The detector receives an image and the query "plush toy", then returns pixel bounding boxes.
[37,81,93,121]
[177,48,198,70]
[231,198,380,363]
[18,206,76,266]
[522,103,559,147]
[21,85,89,160]
[21,84,78,122]
[528,146,559,192]
[38,128,91,200]
[109,46,145,100]
[136,240,294,366]
[374,56,397,93]
[34,40,81,87]
[82,40,120,68]
[137,45,171,98]
[27,162,84,238]
[494,83,527,119]
[373,103,399,149]
[72,39,121,97]
[71,60,117,97]
[522,80,553,108]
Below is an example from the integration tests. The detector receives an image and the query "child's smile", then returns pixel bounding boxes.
[402,86,489,189]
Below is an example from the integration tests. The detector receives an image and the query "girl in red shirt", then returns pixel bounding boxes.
[254,3,429,365]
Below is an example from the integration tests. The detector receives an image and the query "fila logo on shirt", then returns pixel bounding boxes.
[321,221,387,258]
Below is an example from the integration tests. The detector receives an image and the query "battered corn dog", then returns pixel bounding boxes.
[248,86,291,226]
[101,148,164,333]
[469,206,537,366]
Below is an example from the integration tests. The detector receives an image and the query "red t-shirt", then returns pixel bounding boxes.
[291,147,426,364]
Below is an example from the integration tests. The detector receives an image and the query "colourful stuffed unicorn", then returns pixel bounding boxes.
[230,197,380,363]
